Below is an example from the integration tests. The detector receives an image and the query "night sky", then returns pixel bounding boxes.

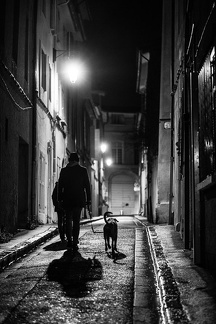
[85,0,162,112]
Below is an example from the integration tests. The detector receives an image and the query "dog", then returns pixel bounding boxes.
[103,211,119,259]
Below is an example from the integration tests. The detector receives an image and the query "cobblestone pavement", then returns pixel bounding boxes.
[0,221,161,324]
[1,217,216,323]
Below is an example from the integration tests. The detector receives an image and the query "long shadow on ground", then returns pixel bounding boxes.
[47,250,102,298]
[44,240,67,251]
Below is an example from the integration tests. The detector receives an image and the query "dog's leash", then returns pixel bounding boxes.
[86,205,102,233]
[86,205,96,233]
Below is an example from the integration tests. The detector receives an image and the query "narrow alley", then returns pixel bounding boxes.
[1,216,216,323]
[0,216,161,324]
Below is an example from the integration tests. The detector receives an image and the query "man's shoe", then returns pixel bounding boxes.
[60,235,65,243]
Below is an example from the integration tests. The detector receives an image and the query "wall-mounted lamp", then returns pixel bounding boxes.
[53,48,86,85]
[67,61,81,84]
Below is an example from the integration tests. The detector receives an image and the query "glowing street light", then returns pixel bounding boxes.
[67,60,84,84]
[100,143,107,153]
[62,59,86,84]
[53,48,87,84]
[105,158,113,166]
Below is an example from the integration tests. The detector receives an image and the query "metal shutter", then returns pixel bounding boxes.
[110,175,135,215]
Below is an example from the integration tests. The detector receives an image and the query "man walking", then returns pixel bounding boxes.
[58,152,91,250]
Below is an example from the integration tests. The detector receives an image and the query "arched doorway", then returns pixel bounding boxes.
[109,174,136,215]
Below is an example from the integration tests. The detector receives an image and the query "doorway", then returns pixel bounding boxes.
[110,174,135,215]
[18,137,29,228]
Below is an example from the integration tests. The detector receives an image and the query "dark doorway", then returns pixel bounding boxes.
[18,137,29,228]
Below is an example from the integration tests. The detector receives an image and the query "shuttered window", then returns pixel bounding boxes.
[112,142,123,164]
[110,175,135,214]
[39,152,45,212]
[42,50,47,91]
[198,47,216,180]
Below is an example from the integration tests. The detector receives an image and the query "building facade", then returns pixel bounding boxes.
[0,0,104,234]
[0,0,36,232]
[139,0,216,276]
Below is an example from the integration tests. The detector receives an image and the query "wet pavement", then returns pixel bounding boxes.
[0,216,161,323]
[133,228,160,323]
[1,227,135,323]
[0,215,216,323]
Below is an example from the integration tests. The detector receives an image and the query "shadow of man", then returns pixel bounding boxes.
[44,240,67,251]
[47,250,102,297]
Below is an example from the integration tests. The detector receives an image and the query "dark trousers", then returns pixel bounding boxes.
[65,207,82,245]
[57,210,66,241]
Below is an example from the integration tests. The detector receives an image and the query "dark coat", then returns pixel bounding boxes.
[58,162,91,209]
[52,182,64,212]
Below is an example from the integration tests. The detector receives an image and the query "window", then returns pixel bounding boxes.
[50,0,56,30]
[24,18,29,81]
[42,50,47,91]
[12,0,20,63]
[42,0,46,17]
[61,88,65,111]
[198,47,216,180]
[110,114,125,124]
[112,142,123,164]
[0,0,6,52]
[49,64,52,101]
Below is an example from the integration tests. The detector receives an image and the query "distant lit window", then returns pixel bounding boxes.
[112,142,123,164]
[110,114,125,124]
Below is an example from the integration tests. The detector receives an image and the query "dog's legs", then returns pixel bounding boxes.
[104,232,108,252]
[112,239,117,258]
[107,237,111,249]
[114,236,118,252]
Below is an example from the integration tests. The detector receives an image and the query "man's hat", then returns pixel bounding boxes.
[69,152,79,162]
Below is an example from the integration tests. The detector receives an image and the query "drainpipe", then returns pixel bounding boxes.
[31,0,38,224]
[168,0,175,225]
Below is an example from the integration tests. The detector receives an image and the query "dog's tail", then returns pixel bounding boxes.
[104,211,113,224]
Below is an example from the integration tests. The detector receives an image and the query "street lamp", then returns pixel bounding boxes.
[105,158,113,166]
[67,60,84,84]
[100,143,113,166]
[100,142,108,154]
[99,142,113,213]
[64,59,85,84]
